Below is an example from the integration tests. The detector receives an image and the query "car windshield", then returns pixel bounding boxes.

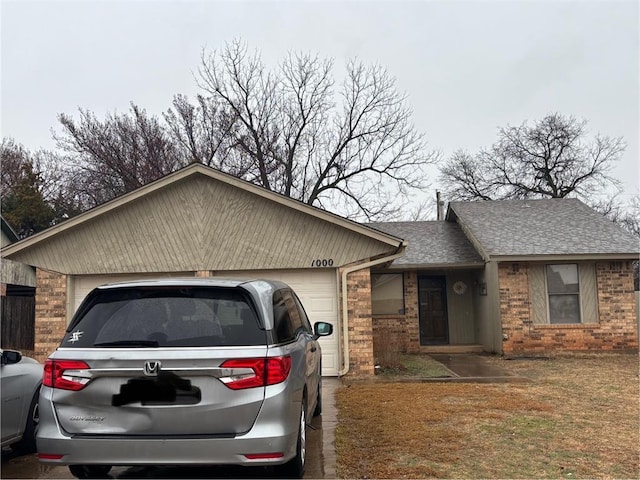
[63,287,265,348]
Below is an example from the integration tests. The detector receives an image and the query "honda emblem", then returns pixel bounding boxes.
[143,361,161,376]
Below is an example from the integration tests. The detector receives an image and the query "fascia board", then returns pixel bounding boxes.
[492,253,640,262]
[379,262,486,270]
[1,217,19,243]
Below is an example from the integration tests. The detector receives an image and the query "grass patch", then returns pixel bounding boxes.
[376,354,453,378]
[336,353,639,479]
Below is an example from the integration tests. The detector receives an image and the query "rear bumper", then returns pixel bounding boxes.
[37,433,297,466]
[37,386,300,467]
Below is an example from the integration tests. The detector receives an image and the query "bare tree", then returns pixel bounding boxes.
[440,113,624,202]
[596,194,640,290]
[619,195,640,239]
[195,40,437,219]
[163,94,240,171]
[594,194,640,238]
[1,137,27,197]
[55,105,186,207]
[52,40,435,219]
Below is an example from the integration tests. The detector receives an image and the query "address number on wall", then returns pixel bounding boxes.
[311,258,334,267]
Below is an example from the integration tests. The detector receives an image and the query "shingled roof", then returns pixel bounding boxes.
[447,198,640,260]
[368,221,484,268]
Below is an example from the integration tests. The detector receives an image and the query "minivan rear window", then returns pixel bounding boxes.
[63,287,265,348]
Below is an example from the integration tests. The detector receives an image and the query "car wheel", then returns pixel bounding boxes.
[313,377,322,417]
[68,465,112,479]
[280,397,307,478]
[12,386,40,453]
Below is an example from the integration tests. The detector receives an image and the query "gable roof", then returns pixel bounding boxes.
[368,221,484,268]
[447,198,640,261]
[1,215,19,245]
[2,164,405,274]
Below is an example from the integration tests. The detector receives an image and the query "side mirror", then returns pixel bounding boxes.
[1,349,22,366]
[313,322,333,338]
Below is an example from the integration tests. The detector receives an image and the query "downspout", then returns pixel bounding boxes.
[338,243,407,376]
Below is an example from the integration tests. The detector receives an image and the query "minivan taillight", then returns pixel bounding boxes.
[43,360,91,391]
[220,356,292,390]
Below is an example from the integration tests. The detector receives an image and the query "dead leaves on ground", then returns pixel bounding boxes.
[336,354,639,479]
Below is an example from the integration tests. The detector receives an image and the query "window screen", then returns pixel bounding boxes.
[546,264,581,324]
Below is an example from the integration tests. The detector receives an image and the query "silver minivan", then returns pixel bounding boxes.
[37,278,333,478]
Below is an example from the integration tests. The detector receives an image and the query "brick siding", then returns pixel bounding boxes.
[500,261,638,354]
[372,271,420,359]
[346,268,375,376]
[34,268,67,362]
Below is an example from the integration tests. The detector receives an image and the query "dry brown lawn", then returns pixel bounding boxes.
[336,353,639,479]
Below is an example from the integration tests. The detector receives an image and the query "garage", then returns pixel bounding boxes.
[3,164,404,375]
[216,269,339,376]
[71,269,340,376]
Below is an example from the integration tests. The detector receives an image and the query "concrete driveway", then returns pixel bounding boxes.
[1,379,340,479]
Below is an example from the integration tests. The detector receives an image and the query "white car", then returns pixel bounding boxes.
[1,349,42,453]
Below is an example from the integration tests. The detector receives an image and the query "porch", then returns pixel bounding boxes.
[371,268,489,361]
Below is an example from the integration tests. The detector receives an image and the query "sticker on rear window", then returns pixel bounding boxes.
[67,330,84,344]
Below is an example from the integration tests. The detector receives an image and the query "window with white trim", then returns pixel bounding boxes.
[546,264,581,324]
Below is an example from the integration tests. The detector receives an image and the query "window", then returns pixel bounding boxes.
[292,293,312,333]
[272,290,295,343]
[273,289,307,343]
[65,287,265,347]
[546,264,581,324]
[371,273,404,315]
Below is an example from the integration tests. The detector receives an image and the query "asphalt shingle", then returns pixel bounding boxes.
[448,198,640,257]
[368,221,484,267]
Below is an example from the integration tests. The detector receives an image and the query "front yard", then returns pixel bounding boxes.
[335,353,639,479]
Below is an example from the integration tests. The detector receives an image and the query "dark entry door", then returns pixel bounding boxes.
[418,276,449,345]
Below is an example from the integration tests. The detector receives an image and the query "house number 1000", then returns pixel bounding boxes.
[311,258,334,267]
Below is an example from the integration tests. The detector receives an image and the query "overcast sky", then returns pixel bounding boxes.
[2,0,638,213]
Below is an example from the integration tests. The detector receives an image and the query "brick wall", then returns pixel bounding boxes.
[500,261,638,354]
[346,268,375,376]
[34,269,67,362]
[595,261,638,349]
[372,271,420,358]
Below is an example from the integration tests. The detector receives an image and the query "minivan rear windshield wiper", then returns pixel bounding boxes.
[93,340,159,348]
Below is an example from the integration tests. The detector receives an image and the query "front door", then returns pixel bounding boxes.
[418,276,449,345]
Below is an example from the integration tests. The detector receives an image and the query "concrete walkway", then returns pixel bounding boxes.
[429,353,530,383]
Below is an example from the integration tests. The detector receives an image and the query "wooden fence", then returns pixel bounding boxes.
[1,295,35,352]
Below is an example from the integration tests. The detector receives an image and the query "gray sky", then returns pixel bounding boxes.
[2,0,638,213]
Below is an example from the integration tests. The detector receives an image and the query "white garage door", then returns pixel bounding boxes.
[216,269,340,377]
[72,270,340,377]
